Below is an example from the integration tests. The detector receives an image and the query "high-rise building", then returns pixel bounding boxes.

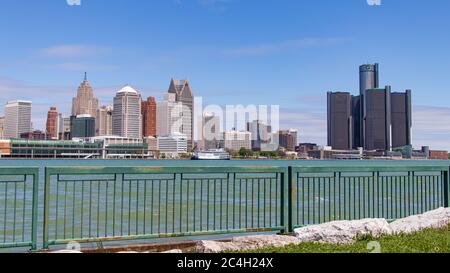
[168,79,194,150]
[223,130,252,151]
[96,105,113,136]
[246,120,272,151]
[364,86,392,151]
[0,117,4,139]
[199,113,221,150]
[157,133,188,157]
[71,114,96,138]
[4,100,32,139]
[156,93,183,137]
[327,92,353,150]
[46,106,58,140]
[391,90,412,148]
[112,86,142,139]
[72,73,99,119]
[142,97,157,137]
[278,129,298,151]
[358,63,379,148]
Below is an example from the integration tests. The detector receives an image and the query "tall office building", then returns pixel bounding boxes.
[278,129,298,151]
[358,63,379,148]
[72,73,99,119]
[112,86,142,139]
[142,96,157,137]
[246,120,272,151]
[391,90,412,148]
[96,105,113,136]
[327,92,353,150]
[223,130,252,151]
[364,86,392,151]
[168,79,194,149]
[46,106,58,140]
[4,100,32,139]
[156,93,183,137]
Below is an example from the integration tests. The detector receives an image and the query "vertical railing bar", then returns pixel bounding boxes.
[97,180,101,238]
[143,179,147,235]
[73,181,76,239]
[13,182,17,242]
[22,179,26,243]
[81,180,85,239]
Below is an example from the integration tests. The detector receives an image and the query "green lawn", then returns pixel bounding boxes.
[236,225,450,253]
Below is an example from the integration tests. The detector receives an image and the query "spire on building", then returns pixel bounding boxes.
[84,72,87,81]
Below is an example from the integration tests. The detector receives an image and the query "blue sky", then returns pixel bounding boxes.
[1,0,450,149]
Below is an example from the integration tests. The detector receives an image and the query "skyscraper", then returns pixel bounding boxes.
[364,86,392,151]
[142,96,157,137]
[112,86,142,139]
[71,114,96,138]
[358,63,379,148]
[156,93,183,137]
[168,79,194,150]
[72,73,99,119]
[200,113,221,150]
[246,120,272,151]
[327,92,353,150]
[278,129,298,151]
[0,117,4,139]
[391,90,412,148]
[46,106,58,140]
[4,100,32,139]
[96,105,113,136]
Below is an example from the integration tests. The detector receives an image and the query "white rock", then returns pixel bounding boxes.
[196,235,301,253]
[161,249,183,253]
[389,207,450,234]
[51,250,83,253]
[294,218,392,244]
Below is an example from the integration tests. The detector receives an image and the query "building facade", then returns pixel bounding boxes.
[246,120,272,151]
[0,117,4,139]
[96,105,113,136]
[112,86,142,139]
[142,96,157,137]
[156,93,183,137]
[199,113,221,150]
[72,73,99,120]
[157,133,188,157]
[364,86,391,151]
[223,131,252,151]
[391,90,412,149]
[4,100,32,139]
[168,79,194,150]
[71,115,96,138]
[278,129,298,151]
[327,92,353,150]
[46,106,58,140]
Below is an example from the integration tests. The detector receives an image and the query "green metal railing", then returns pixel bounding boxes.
[289,165,450,230]
[43,166,288,249]
[0,168,39,250]
[0,164,449,251]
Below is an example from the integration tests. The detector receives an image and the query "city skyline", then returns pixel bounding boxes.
[1,1,450,149]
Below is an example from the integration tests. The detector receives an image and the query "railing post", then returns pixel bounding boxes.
[31,169,39,251]
[43,168,51,250]
[444,168,449,208]
[287,166,294,233]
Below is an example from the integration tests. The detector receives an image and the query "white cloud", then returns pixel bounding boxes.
[39,45,111,58]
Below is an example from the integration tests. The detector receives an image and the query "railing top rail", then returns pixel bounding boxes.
[292,165,448,173]
[45,166,288,175]
[0,167,40,176]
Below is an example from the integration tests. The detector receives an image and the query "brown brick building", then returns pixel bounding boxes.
[429,150,449,160]
[46,106,58,140]
[141,97,157,137]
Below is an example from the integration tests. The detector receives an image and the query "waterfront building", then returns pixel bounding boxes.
[278,129,298,151]
[89,136,147,159]
[246,120,272,151]
[71,73,99,120]
[223,130,252,151]
[157,133,188,157]
[156,93,183,137]
[358,63,379,148]
[96,105,113,136]
[143,136,158,154]
[327,92,353,150]
[46,106,58,140]
[71,114,96,138]
[167,79,194,150]
[142,96,157,137]
[112,85,142,139]
[391,90,412,149]
[20,130,47,140]
[4,100,32,139]
[0,117,4,139]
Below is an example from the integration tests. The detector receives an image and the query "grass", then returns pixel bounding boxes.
[235,225,450,253]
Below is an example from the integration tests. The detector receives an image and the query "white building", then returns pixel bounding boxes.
[4,100,32,139]
[156,93,183,137]
[97,105,113,136]
[198,112,222,151]
[112,86,142,139]
[157,133,188,157]
[0,117,4,139]
[223,130,252,151]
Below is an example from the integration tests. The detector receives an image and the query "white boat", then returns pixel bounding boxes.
[192,149,231,160]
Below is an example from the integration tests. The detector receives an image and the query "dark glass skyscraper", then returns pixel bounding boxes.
[359,63,379,149]
[364,86,391,151]
[391,90,412,148]
[327,92,353,150]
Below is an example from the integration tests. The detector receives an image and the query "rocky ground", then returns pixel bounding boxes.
[51,207,450,253]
